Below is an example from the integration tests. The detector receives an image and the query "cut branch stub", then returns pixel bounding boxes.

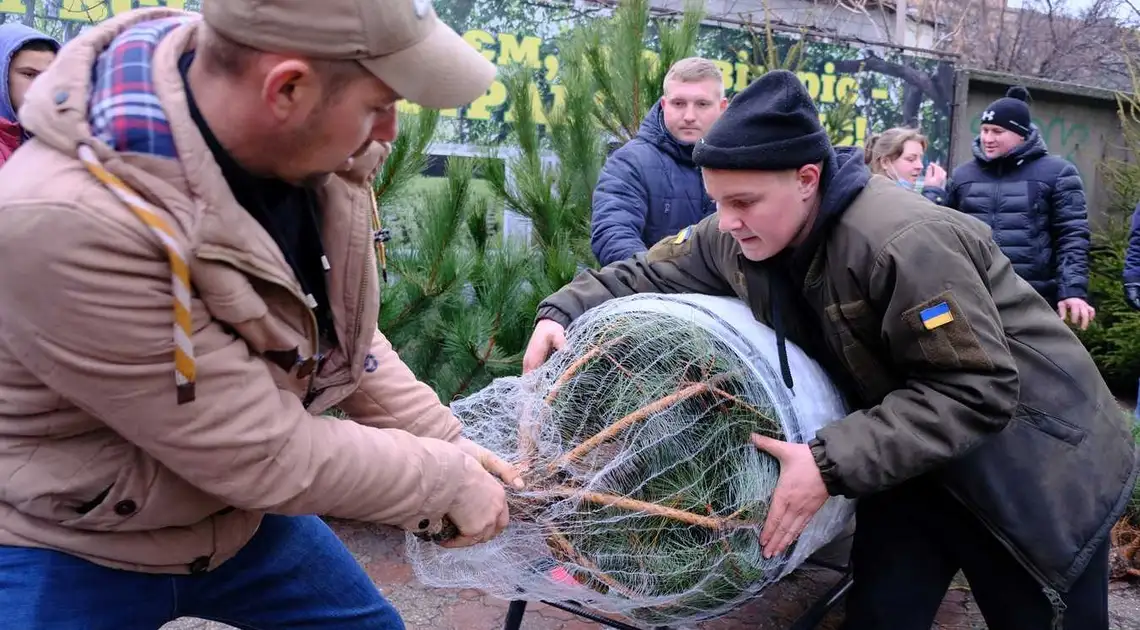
[544,334,628,405]
[551,372,733,471]
[542,487,758,531]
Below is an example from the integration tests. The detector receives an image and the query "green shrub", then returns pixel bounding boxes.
[1076,216,1140,395]
[1080,55,1140,396]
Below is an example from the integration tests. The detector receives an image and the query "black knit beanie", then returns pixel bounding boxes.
[693,69,831,170]
[980,86,1032,137]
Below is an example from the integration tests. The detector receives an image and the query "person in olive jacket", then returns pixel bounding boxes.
[947,86,1095,330]
[523,70,1136,630]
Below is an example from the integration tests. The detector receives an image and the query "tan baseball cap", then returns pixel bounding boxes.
[201,0,496,109]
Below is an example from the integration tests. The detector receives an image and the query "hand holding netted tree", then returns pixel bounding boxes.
[407,294,854,625]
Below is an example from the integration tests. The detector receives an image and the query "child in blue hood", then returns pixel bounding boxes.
[0,24,59,167]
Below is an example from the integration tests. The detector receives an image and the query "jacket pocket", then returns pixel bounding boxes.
[74,484,113,515]
[1016,404,1087,447]
[58,469,139,531]
[824,300,893,401]
[901,291,994,372]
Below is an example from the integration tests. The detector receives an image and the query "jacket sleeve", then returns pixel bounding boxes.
[943,171,962,210]
[809,219,1020,498]
[337,330,463,442]
[0,204,474,532]
[539,214,736,328]
[1049,162,1091,300]
[591,150,652,266]
[1125,203,1140,284]
[922,186,948,206]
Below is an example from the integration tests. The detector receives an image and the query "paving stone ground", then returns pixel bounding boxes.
[158,518,1140,630]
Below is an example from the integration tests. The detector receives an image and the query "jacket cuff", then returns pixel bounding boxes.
[1056,286,1088,301]
[535,304,573,329]
[809,437,847,497]
[923,186,948,206]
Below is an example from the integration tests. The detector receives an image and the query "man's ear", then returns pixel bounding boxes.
[261,59,321,124]
[797,163,823,200]
[718,97,728,113]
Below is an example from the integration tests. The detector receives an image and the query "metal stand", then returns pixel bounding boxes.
[501,563,853,630]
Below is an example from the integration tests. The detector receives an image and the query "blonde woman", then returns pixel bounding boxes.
[864,127,948,205]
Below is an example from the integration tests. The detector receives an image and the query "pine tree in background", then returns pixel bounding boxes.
[376,0,744,400]
[746,10,859,146]
[1075,56,1140,396]
[483,65,600,296]
[577,0,705,144]
[376,110,440,210]
[484,0,706,295]
[377,112,540,401]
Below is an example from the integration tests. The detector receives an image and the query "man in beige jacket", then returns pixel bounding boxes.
[0,1,517,628]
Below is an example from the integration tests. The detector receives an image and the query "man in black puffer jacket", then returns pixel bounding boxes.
[948,86,1095,330]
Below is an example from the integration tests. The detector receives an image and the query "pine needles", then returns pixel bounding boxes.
[377,113,540,401]
[497,308,788,622]
[407,295,856,626]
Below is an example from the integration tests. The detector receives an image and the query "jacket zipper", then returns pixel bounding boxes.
[196,246,322,402]
[943,486,1067,629]
[989,160,1005,230]
[304,189,375,409]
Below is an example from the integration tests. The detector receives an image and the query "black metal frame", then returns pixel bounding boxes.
[500,561,853,630]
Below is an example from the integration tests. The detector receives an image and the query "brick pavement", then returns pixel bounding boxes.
[161,519,1140,630]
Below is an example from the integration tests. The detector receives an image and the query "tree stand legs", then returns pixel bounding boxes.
[500,569,853,630]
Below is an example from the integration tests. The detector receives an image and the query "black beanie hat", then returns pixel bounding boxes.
[693,69,831,170]
[980,86,1032,137]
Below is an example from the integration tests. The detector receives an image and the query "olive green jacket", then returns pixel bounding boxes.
[539,164,1136,594]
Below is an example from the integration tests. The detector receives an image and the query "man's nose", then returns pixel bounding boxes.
[372,112,399,143]
[716,209,740,232]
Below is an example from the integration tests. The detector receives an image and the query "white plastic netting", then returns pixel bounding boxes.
[407,293,854,626]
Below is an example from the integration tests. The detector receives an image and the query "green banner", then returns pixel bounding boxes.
[3,0,955,162]
[418,0,955,163]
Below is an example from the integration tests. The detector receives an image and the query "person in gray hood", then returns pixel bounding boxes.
[0,23,59,167]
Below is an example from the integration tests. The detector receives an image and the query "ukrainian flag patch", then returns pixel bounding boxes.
[673,225,694,245]
[920,301,954,330]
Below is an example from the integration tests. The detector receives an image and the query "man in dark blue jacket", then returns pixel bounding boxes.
[948,86,1095,329]
[590,57,726,266]
[1123,203,1140,419]
[1123,203,1140,311]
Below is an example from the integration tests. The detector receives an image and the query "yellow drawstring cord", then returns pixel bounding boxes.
[77,144,197,404]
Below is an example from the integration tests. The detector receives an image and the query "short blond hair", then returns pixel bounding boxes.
[663,57,725,97]
[864,127,927,175]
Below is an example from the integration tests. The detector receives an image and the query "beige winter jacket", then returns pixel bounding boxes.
[0,9,482,573]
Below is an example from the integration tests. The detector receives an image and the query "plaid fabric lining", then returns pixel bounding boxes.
[89,16,192,159]
[82,16,199,404]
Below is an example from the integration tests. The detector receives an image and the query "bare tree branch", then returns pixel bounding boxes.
[931,0,1136,90]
